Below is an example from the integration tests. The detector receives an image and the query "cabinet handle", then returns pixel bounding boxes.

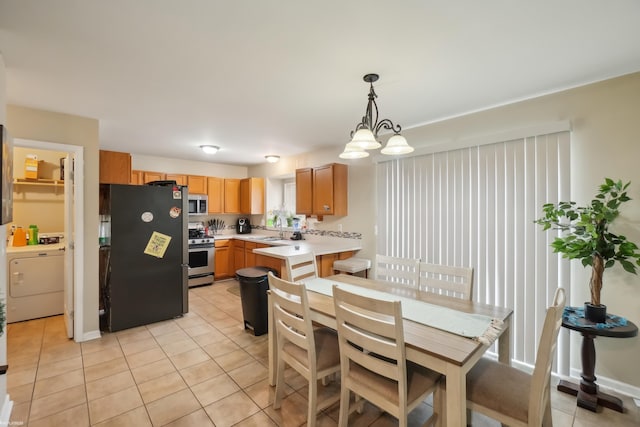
[323,205,330,211]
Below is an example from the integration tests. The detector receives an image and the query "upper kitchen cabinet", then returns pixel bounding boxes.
[131,170,143,185]
[207,177,224,213]
[295,168,313,215]
[143,171,166,183]
[296,163,348,217]
[99,150,131,184]
[240,177,265,215]
[165,174,187,186]
[187,175,207,194]
[224,179,241,213]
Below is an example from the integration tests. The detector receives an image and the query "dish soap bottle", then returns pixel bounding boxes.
[28,225,39,245]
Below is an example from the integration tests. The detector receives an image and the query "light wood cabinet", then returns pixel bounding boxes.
[143,171,165,183]
[240,177,265,215]
[187,175,207,194]
[207,177,224,214]
[233,240,245,272]
[99,150,131,184]
[244,241,258,268]
[165,174,187,185]
[131,170,143,185]
[295,168,313,215]
[296,163,348,218]
[225,179,241,213]
[214,239,231,279]
[313,163,348,217]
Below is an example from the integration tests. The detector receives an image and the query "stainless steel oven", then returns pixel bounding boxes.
[188,237,215,287]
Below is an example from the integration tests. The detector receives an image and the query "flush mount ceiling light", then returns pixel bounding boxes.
[340,73,414,159]
[200,145,219,154]
[265,155,280,163]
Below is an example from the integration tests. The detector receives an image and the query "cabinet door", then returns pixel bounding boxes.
[131,170,144,185]
[224,179,241,213]
[99,150,131,184]
[187,175,207,194]
[165,174,187,185]
[245,241,257,268]
[233,240,245,271]
[296,168,313,215]
[240,177,265,215]
[313,163,348,216]
[214,240,230,279]
[143,171,165,183]
[207,177,224,214]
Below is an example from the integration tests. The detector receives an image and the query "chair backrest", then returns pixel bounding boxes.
[268,272,316,369]
[332,285,409,414]
[528,287,566,425]
[285,252,318,282]
[418,262,474,300]
[375,254,420,288]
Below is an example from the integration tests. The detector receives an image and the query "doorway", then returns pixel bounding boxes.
[13,138,84,341]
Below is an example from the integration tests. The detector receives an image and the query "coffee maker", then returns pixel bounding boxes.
[237,217,251,234]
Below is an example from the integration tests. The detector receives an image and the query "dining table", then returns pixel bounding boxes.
[267,273,513,427]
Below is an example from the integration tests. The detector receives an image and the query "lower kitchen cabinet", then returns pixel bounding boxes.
[232,240,245,272]
[214,239,231,279]
[244,241,258,268]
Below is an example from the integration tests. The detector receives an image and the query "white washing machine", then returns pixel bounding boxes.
[6,244,65,323]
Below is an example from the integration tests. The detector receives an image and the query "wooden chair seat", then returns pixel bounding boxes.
[349,360,441,407]
[282,328,341,371]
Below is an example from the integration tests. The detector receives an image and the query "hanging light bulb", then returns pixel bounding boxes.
[341,73,413,159]
[381,134,414,155]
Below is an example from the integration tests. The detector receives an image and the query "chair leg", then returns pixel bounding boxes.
[542,391,553,426]
[338,385,350,427]
[273,355,286,409]
[308,376,318,427]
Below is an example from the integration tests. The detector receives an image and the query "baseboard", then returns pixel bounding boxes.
[78,329,102,342]
[570,368,640,399]
[0,394,13,427]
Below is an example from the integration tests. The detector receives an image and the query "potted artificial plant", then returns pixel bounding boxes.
[535,178,640,323]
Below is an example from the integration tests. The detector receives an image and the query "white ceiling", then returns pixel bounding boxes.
[2,1,640,166]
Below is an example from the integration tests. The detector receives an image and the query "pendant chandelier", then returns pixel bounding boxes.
[340,73,414,159]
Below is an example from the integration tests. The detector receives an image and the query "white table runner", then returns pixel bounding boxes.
[303,277,502,345]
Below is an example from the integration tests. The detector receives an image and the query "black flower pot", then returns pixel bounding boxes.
[584,302,607,323]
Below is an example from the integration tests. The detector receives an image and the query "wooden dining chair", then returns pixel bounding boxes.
[268,272,341,427]
[465,287,566,426]
[332,285,442,427]
[418,262,474,300]
[375,254,420,288]
[285,251,318,282]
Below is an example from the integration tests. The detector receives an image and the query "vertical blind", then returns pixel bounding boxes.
[376,131,570,372]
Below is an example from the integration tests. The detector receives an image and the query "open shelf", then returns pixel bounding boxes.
[14,178,64,187]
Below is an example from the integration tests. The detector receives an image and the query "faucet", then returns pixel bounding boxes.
[276,216,285,239]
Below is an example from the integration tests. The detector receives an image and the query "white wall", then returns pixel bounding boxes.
[132,154,247,178]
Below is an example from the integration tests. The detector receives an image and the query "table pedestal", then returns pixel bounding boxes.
[557,332,624,412]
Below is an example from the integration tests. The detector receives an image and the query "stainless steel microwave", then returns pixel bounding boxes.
[188,195,208,215]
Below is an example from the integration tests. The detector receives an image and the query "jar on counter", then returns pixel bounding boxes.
[28,225,39,245]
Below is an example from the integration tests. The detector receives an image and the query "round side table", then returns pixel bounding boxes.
[558,307,638,413]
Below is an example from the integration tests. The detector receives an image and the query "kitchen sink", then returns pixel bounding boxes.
[259,236,282,241]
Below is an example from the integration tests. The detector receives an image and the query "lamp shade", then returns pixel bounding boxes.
[380,134,414,155]
[350,128,381,150]
[339,142,370,159]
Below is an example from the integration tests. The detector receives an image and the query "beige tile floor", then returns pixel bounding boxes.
[6,279,640,426]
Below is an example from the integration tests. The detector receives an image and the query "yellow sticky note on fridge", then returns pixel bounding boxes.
[144,231,172,258]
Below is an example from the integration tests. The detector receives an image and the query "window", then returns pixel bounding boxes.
[376,130,570,373]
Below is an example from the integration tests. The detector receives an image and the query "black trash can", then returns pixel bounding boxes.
[236,266,277,336]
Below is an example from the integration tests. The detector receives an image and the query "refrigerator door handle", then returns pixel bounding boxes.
[181,263,189,314]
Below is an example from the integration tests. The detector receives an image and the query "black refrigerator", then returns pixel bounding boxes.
[99,183,188,332]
